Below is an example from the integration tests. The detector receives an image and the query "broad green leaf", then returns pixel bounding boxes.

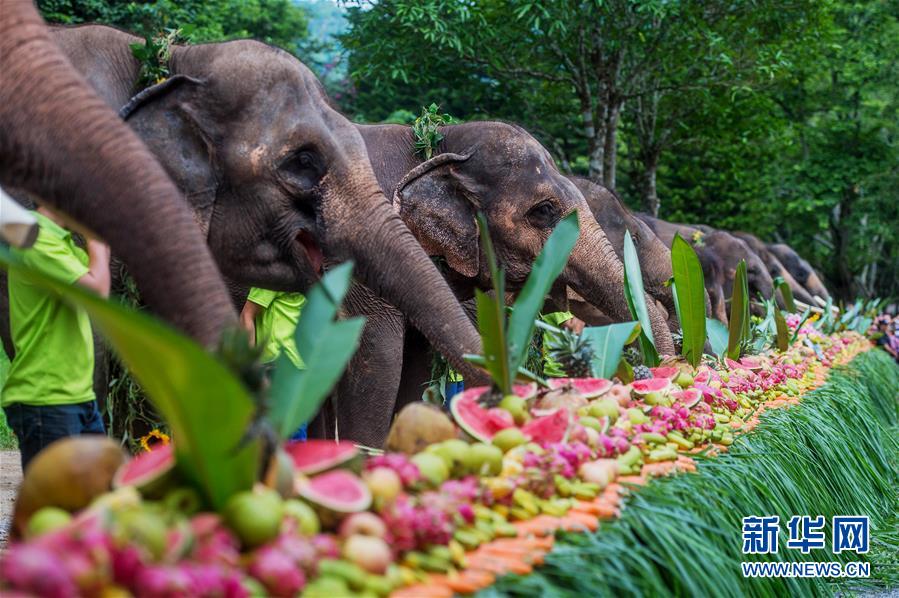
[726,260,748,360]
[774,309,789,351]
[773,276,797,313]
[472,289,512,393]
[623,230,659,366]
[706,318,729,357]
[269,263,365,439]
[615,358,634,384]
[507,211,579,375]
[671,234,706,367]
[0,247,258,510]
[581,321,640,379]
[740,262,751,342]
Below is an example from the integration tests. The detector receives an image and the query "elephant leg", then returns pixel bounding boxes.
[320,284,405,448]
[395,327,435,413]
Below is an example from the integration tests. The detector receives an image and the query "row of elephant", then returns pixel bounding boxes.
[0,18,829,448]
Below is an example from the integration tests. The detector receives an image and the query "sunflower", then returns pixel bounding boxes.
[140,429,171,452]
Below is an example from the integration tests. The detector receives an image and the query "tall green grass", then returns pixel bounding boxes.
[479,349,899,597]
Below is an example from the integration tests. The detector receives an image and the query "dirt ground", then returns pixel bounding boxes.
[0,450,22,547]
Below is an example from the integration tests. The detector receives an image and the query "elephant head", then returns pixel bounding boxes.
[51,26,483,379]
[733,232,816,305]
[1,7,233,346]
[704,232,777,309]
[767,243,831,301]
[379,122,676,355]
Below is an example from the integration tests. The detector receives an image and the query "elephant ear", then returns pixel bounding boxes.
[120,76,219,238]
[393,151,480,278]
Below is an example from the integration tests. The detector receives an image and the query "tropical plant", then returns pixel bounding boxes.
[670,233,706,367]
[622,230,659,366]
[726,260,750,360]
[466,211,579,395]
[580,321,642,380]
[411,103,453,160]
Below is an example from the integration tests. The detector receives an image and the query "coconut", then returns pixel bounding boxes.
[13,435,126,537]
[385,402,457,455]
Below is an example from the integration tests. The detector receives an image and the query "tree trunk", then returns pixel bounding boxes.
[641,150,660,216]
[602,100,621,189]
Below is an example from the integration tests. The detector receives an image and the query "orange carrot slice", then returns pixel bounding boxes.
[390,583,454,598]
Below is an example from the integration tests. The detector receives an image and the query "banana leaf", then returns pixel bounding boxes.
[774,309,789,351]
[269,262,365,439]
[0,247,258,510]
[506,211,579,376]
[671,234,706,367]
[581,321,641,379]
[623,230,659,366]
[706,318,729,358]
[726,260,748,360]
[773,276,797,313]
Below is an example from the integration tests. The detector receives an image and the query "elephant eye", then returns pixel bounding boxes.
[526,201,559,229]
[279,149,321,192]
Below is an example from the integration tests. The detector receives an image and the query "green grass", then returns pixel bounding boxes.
[478,349,899,598]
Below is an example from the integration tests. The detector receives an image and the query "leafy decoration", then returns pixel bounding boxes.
[726,260,749,359]
[671,233,707,367]
[622,230,659,366]
[581,321,641,379]
[412,103,453,159]
[130,29,181,89]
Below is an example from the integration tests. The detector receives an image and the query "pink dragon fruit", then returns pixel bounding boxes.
[0,544,79,598]
[247,545,307,597]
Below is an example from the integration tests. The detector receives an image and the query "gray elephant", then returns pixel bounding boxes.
[1,7,233,346]
[732,232,816,306]
[333,122,676,435]
[766,243,831,301]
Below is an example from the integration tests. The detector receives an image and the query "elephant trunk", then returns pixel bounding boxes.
[0,3,235,347]
[564,212,676,356]
[322,176,486,383]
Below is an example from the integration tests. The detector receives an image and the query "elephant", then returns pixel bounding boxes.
[732,232,816,306]
[41,24,484,402]
[766,243,831,301]
[0,4,234,347]
[338,121,675,436]
[570,177,715,329]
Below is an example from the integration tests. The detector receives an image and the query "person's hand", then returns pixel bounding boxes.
[563,316,586,335]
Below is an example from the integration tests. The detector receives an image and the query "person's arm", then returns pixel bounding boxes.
[240,300,262,346]
[76,238,111,298]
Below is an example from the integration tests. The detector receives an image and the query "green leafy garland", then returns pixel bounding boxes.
[412,103,453,159]
[130,29,181,89]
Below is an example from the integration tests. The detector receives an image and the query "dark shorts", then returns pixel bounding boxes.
[4,400,105,470]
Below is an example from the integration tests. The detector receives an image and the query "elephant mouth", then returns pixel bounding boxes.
[296,229,324,277]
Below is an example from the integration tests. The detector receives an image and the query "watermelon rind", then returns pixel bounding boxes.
[450,387,514,442]
[284,440,360,476]
[296,470,372,513]
[113,443,178,499]
[673,388,702,409]
[546,378,613,398]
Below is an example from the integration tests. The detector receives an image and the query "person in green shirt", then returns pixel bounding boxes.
[3,207,111,469]
[240,288,307,438]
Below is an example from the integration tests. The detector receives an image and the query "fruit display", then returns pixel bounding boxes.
[0,328,874,598]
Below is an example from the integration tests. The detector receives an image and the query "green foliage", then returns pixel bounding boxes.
[670,234,706,367]
[773,276,797,313]
[774,309,790,352]
[482,350,899,597]
[581,322,642,380]
[469,212,580,394]
[268,262,365,440]
[622,231,659,366]
[726,260,749,360]
[0,247,259,510]
[411,104,452,159]
[130,28,180,88]
[706,318,729,358]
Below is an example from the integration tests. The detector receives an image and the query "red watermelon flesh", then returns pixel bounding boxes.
[650,367,679,380]
[450,387,515,442]
[630,378,672,395]
[284,440,359,475]
[672,388,702,408]
[546,378,613,398]
[113,443,176,497]
[520,409,569,444]
[296,470,371,513]
[693,369,711,384]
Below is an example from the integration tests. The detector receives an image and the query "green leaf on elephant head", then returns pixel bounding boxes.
[268,262,366,440]
[726,259,748,360]
[671,233,707,368]
[706,318,729,358]
[773,275,797,313]
[0,246,258,510]
[581,321,640,379]
[622,230,659,367]
[774,308,790,352]
[507,211,579,376]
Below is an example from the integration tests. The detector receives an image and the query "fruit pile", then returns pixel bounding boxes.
[0,330,872,598]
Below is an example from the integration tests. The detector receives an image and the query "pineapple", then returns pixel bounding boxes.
[547,329,594,378]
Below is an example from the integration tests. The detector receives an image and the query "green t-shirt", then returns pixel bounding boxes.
[2,212,95,407]
[542,311,574,378]
[247,288,306,369]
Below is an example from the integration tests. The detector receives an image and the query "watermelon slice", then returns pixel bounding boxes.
[296,470,371,514]
[650,366,679,380]
[546,378,613,398]
[512,383,539,400]
[520,409,569,443]
[739,357,763,371]
[672,388,702,409]
[693,369,711,385]
[283,440,359,475]
[450,387,515,442]
[630,378,672,395]
[113,443,177,498]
